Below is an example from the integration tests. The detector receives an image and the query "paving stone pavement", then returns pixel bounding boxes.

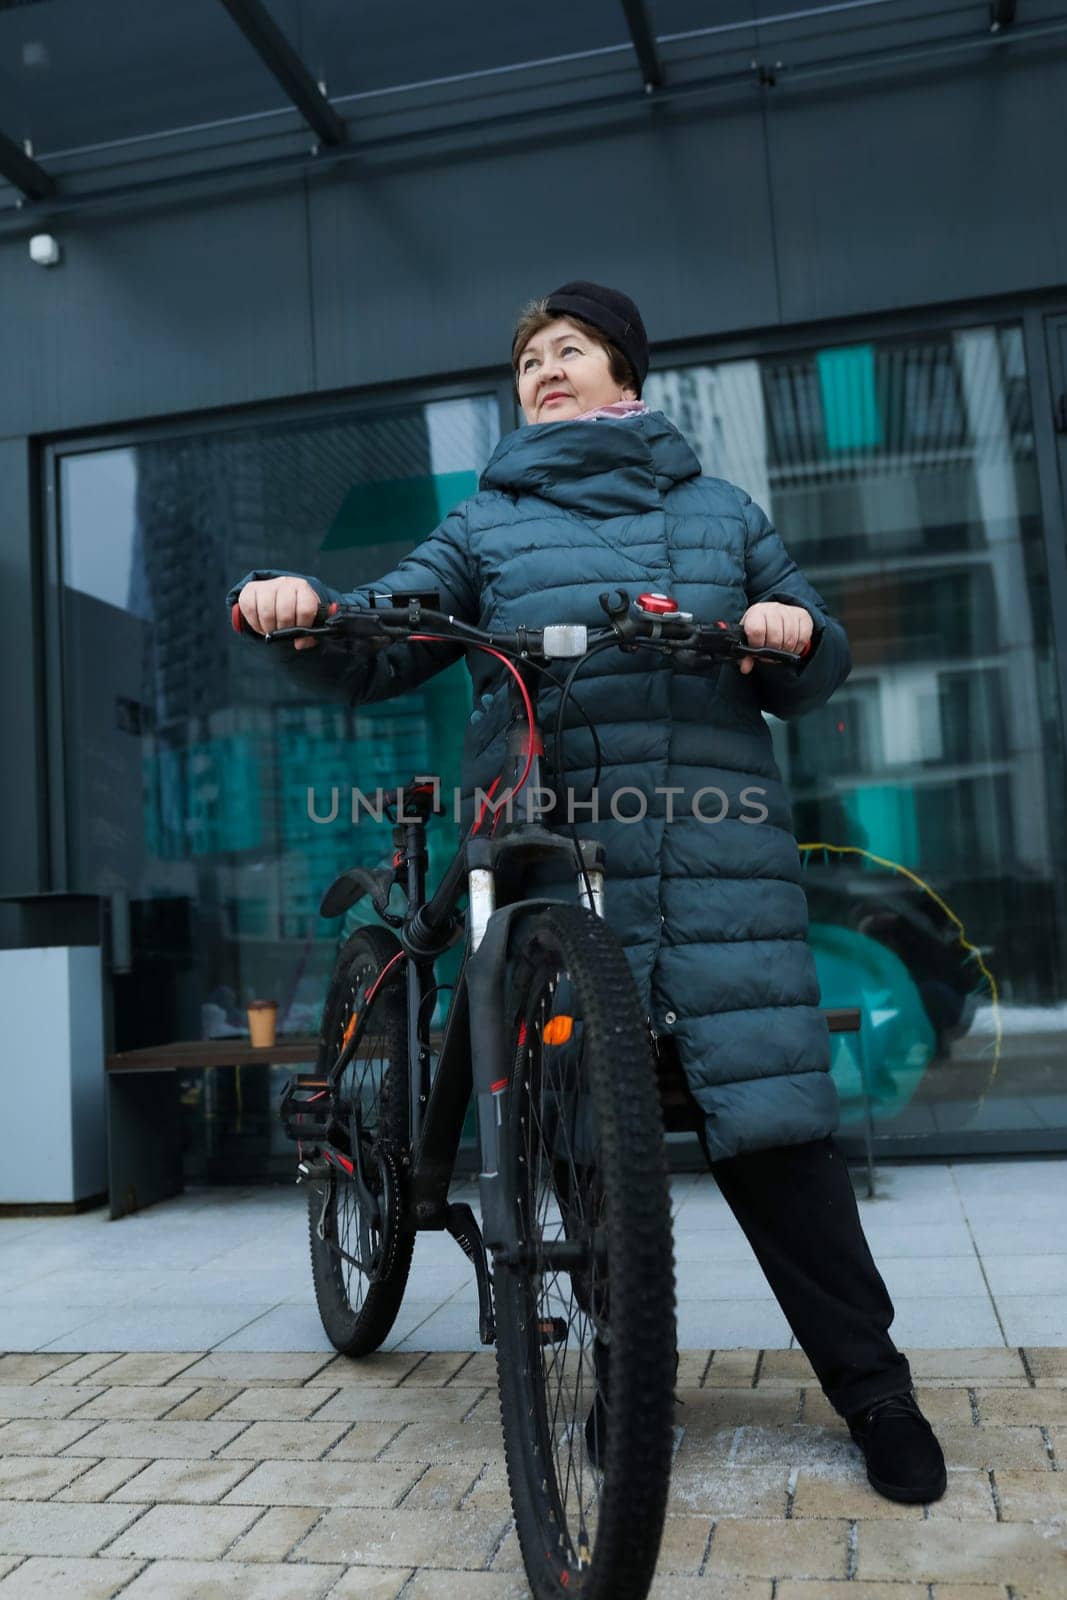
[0,1347,1064,1597]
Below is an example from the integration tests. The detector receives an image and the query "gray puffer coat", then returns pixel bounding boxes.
[230,409,852,1160]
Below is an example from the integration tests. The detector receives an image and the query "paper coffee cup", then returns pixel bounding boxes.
[247,1000,278,1048]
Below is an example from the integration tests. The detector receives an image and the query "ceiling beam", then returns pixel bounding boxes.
[620,0,664,91]
[216,0,346,145]
[0,130,55,200]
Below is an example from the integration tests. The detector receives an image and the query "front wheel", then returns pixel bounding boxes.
[493,904,677,1600]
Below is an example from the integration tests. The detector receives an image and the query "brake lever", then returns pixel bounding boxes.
[231,598,341,639]
[265,608,392,646]
[266,621,345,641]
[692,620,805,669]
[733,643,806,667]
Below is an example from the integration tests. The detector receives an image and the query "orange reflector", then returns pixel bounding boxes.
[342,1013,358,1048]
[542,1015,573,1045]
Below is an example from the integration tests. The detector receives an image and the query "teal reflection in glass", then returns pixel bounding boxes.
[844,786,921,872]
[816,345,882,452]
[322,471,480,550]
[811,922,935,1126]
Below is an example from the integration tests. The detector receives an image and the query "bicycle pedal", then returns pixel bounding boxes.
[536,1316,568,1346]
[280,1074,335,1144]
[296,1157,331,1184]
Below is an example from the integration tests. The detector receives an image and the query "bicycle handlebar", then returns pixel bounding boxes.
[232,587,807,668]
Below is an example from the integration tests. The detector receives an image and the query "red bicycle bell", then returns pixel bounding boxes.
[635,592,679,616]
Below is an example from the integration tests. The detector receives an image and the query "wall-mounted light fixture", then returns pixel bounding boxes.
[29,233,61,267]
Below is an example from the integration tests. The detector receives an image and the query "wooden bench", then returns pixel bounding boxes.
[106,1007,866,1218]
[106,1038,319,1218]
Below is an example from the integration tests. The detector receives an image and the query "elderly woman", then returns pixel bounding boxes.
[230,281,945,1506]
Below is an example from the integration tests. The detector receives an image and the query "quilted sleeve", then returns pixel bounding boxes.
[736,487,852,720]
[225,502,478,706]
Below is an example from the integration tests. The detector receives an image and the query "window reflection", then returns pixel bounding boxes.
[59,395,499,1161]
[647,325,1067,1145]
[58,329,1067,1155]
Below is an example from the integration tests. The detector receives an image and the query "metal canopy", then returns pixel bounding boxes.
[0,128,54,201]
[216,0,345,146]
[620,0,664,91]
[1,0,1062,223]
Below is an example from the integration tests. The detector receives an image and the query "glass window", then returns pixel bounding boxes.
[647,325,1067,1151]
[59,395,499,1174]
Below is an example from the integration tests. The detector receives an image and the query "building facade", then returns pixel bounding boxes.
[3,1,1067,1169]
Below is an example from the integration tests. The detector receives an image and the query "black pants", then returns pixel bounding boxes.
[707,1136,912,1417]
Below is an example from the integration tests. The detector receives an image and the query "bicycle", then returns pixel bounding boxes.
[232,585,803,1600]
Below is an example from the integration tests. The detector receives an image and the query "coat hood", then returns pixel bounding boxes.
[479,409,703,516]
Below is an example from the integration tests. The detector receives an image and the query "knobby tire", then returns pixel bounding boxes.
[493,904,677,1600]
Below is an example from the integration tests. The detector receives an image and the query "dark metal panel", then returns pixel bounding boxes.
[0,438,48,895]
[217,0,346,145]
[308,110,780,392]
[769,53,1067,323]
[0,183,315,436]
[0,0,299,158]
[6,6,1064,235]
[286,0,628,106]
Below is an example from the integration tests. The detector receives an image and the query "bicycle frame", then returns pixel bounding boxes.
[316,654,608,1345]
[273,585,804,1342]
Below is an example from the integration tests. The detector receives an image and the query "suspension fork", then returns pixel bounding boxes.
[467,838,607,1255]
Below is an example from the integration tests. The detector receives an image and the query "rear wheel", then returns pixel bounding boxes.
[493,904,677,1600]
[307,925,414,1355]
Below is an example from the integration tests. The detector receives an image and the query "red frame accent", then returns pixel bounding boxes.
[411,635,539,829]
[473,774,502,835]
[363,948,406,1007]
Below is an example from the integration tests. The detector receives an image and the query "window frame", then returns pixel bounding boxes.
[38,292,1067,1161]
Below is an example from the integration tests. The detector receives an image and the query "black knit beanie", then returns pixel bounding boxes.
[544,280,650,393]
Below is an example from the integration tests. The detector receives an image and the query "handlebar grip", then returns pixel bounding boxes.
[231,597,338,637]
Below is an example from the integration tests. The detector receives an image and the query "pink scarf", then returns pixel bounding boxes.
[571,399,650,423]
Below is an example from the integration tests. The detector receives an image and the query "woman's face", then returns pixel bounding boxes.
[516,317,636,424]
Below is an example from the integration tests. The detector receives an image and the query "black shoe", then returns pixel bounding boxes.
[847,1390,947,1504]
